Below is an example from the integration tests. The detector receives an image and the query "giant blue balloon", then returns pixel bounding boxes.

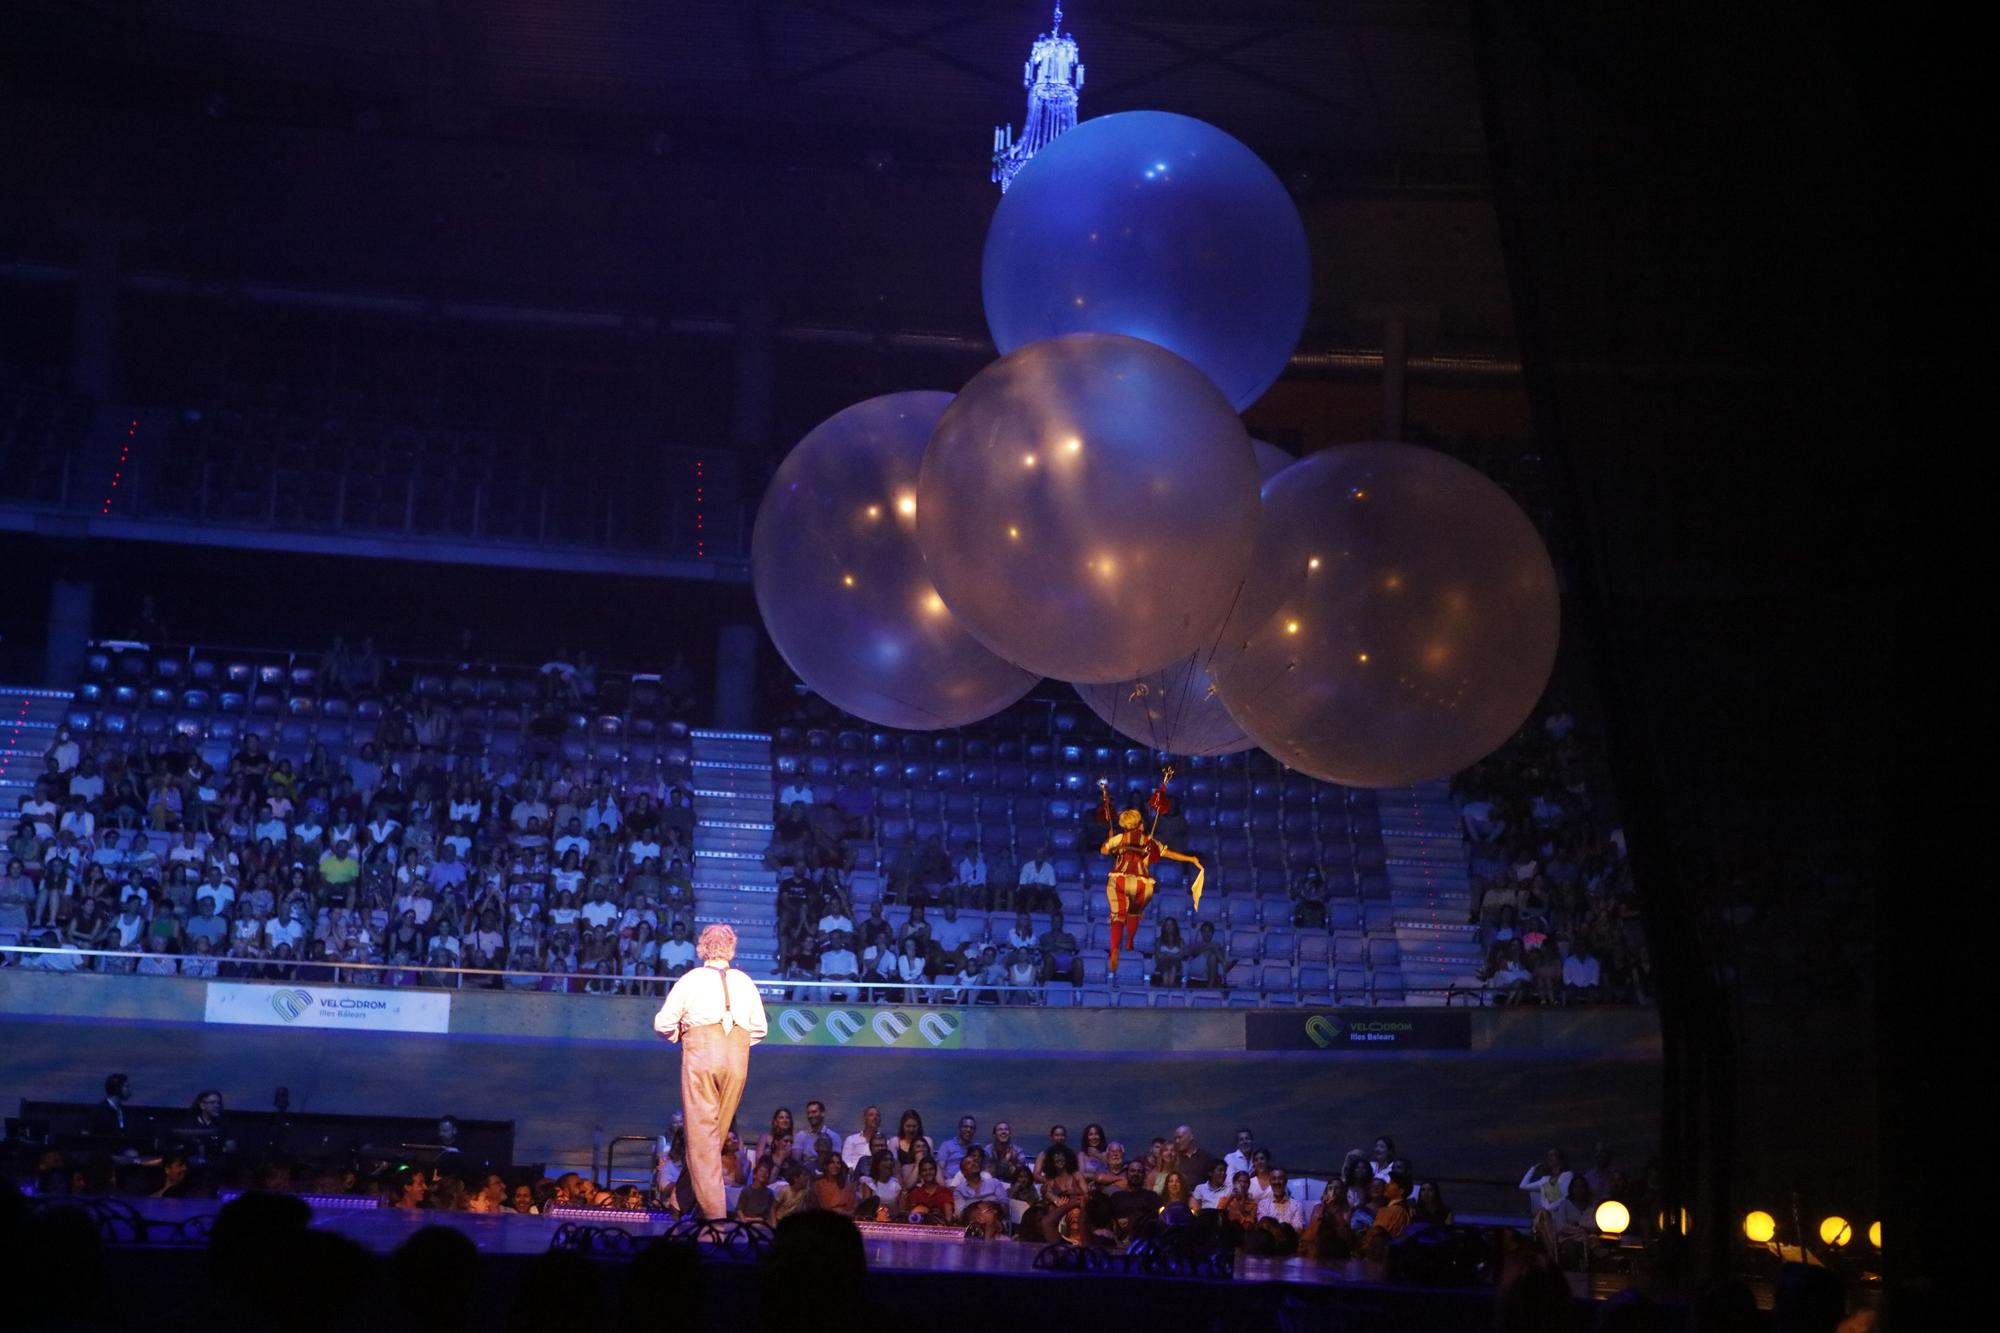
[753,392,1038,731]
[1214,443,1561,788]
[917,333,1261,684]
[1072,441,1298,755]
[983,111,1310,411]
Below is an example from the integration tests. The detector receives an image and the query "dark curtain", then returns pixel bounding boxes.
[1469,0,1884,1289]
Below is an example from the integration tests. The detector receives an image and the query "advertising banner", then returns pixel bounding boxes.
[768,1004,964,1050]
[1245,1010,1471,1052]
[204,982,452,1035]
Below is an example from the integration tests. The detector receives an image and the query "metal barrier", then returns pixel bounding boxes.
[0,943,1497,1008]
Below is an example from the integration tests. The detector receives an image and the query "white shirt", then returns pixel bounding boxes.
[931,916,971,952]
[21,797,58,837]
[1563,954,1602,987]
[1259,1194,1306,1227]
[581,899,620,928]
[1521,1167,1574,1213]
[841,1132,879,1170]
[1193,1181,1232,1210]
[1018,859,1056,886]
[818,948,859,977]
[1223,1149,1255,1181]
[778,783,814,807]
[653,959,769,1042]
[954,856,986,886]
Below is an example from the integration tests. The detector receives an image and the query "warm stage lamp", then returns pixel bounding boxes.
[1594,1200,1631,1237]
[1742,1210,1777,1243]
[1868,1219,1881,1249]
[1819,1216,1852,1247]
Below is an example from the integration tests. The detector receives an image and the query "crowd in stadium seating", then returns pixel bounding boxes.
[0,676,710,995]
[1455,704,1651,1004]
[0,639,1648,1009]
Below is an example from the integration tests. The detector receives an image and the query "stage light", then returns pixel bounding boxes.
[1594,1200,1630,1237]
[1868,1220,1881,1249]
[897,494,917,517]
[1656,1207,1690,1234]
[1742,1210,1776,1243]
[1818,1216,1852,1247]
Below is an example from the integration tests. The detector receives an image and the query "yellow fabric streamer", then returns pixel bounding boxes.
[1189,864,1205,912]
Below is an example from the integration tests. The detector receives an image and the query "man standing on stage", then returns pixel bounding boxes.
[654,923,768,1221]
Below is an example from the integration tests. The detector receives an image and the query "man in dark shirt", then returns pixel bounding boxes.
[87,1073,133,1138]
[1173,1124,1219,1185]
[1110,1161,1161,1221]
[1038,911,1083,985]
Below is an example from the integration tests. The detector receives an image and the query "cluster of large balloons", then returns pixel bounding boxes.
[753,111,1559,787]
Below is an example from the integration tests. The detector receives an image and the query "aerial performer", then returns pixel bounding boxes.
[1095,767,1205,972]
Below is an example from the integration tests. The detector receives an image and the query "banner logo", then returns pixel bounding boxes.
[269,988,314,1023]
[1304,1014,1342,1048]
[769,1004,963,1050]
[1246,1010,1470,1052]
[204,983,450,1035]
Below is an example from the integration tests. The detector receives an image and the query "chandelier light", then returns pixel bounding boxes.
[992,5,1084,192]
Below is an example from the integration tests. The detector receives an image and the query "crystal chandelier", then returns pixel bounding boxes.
[991,4,1084,192]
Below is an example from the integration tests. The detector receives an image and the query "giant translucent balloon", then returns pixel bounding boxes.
[1073,441,1297,755]
[917,333,1261,684]
[753,392,1038,730]
[983,111,1310,411]
[1214,443,1560,787]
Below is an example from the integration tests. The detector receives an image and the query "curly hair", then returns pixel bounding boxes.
[696,923,738,962]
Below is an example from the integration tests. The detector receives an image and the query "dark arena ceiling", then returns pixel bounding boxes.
[1,1,1515,357]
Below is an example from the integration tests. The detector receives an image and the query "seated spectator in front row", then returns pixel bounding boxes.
[1038,911,1082,985]
[1183,921,1226,988]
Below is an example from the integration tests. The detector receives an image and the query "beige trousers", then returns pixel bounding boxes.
[679,1021,752,1220]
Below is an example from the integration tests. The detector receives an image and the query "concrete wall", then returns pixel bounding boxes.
[0,972,1659,1185]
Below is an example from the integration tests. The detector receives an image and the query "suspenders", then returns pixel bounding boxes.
[681,965,735,1040]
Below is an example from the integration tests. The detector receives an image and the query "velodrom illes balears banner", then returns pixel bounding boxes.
[204,982,452,1035]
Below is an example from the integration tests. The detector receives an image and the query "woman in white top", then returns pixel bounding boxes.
[552,849,586,898]
[857,1149,903,1210]
[895,937,929,1002]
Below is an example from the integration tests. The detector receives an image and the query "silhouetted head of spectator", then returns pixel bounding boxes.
[1773,1262,1844,1333]
[504,1249,600,1333]
[761,1210,867,1333]
[1690,1279,1761,1333]
[19,1203,107,1327]
[388,1225,480,1333]
[208,1192,313,1327]
[1495,1255,1577,1333]
[293,1230,380,1333]
[617,1237,703,1333]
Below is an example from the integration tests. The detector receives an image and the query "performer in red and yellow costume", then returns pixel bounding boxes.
[1095,767,1205,972]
